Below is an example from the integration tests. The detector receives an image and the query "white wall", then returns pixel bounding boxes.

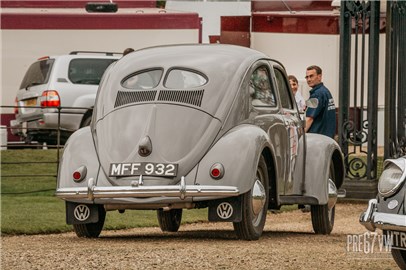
[252,32,387,107]
[1,29,198,110]
[166,0,251,43]
[252,32,340,102]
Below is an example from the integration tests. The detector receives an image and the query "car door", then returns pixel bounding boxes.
[248,61,288,197]
[271,65,305,195]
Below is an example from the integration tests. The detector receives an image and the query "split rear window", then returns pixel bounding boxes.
[121,68,208,90]
[164,69,207,89]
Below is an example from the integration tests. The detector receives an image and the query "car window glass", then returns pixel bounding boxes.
[165,69,207,89]
[69,59,117,85]
[122,69,163,89]
[250,66,276,107]
[20,59,54,89]
[274,68,293,109]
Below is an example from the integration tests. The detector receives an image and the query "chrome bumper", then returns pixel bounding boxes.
[56,177,240,201]
[359,199,406,232]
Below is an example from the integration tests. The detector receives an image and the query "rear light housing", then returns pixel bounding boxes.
[210,163,225,180]
[73,166,87,182]
[40,90,60,107]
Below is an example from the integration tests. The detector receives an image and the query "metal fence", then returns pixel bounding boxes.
[1,105,92,180]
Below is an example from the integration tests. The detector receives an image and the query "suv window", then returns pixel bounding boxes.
[20,59,54,89]
[250,66,276,107]
[122,69,163,89]
[164,69,207,89]
[68,59,116,85]
[274,68,293,109]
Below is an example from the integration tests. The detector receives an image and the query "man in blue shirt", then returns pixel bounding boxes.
[305,65,336,138]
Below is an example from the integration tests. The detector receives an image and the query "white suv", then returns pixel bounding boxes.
[11,52,120,145]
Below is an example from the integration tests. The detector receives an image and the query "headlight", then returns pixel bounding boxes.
[378,157,406,197]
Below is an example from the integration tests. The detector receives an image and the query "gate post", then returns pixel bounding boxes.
[339,1,380,199]
[384,0,406,159]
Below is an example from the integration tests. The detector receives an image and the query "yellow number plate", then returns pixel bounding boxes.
[24,98,37,106]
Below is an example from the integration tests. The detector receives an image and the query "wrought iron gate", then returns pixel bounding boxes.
[384,0,406,159]
[339,0,406,199]
[338,1,380,198]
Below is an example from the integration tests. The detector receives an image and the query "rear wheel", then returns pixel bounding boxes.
[311,161,336,234]
[157,209,182,232]
[233,155,269,240]
[73,205,106,238]
[392,249,406,269]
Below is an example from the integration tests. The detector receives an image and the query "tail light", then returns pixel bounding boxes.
[210,163,225,180]
[73,166,87,182]
[14,97,19,115]
[40,90,60,107]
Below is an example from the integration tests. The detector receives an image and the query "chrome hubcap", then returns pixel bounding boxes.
[251,179,266,223]
[328,178,337,210]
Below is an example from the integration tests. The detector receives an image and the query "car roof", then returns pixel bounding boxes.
[121,44,268,74]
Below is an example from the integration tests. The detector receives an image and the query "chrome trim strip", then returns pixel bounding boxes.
[360,199,406,232]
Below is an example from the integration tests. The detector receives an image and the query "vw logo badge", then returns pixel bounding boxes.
[74,204,91,221]
[217,202,233,219]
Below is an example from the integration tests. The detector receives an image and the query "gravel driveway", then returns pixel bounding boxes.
[1,203,399,269]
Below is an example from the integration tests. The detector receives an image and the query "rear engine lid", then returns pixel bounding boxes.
[94,103,222,184]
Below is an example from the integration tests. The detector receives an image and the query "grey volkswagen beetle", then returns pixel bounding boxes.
[56,44,344,240]
[360,156,406,268]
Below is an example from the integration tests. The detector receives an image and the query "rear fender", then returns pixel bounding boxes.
[303,133,344,205]
[195,125,271,196]
[57,127,99,189]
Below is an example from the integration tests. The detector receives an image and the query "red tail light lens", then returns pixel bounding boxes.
[73,166,87,182]
[40,90,60,107]
[210,163,224,180]
[73,172,82,181]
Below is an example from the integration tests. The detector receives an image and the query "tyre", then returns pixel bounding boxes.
[73,205,106,238]
[311,161,336,234]
[392,249,406,269]
[157,209,182,232]
[233,155,269,240]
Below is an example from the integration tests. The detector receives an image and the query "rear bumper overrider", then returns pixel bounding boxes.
[360,199,406,232]
[56,177,240,201]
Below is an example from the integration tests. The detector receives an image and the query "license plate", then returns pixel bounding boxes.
[385,231,406,250]
[109,162,178,177]
[24,98,37,106]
